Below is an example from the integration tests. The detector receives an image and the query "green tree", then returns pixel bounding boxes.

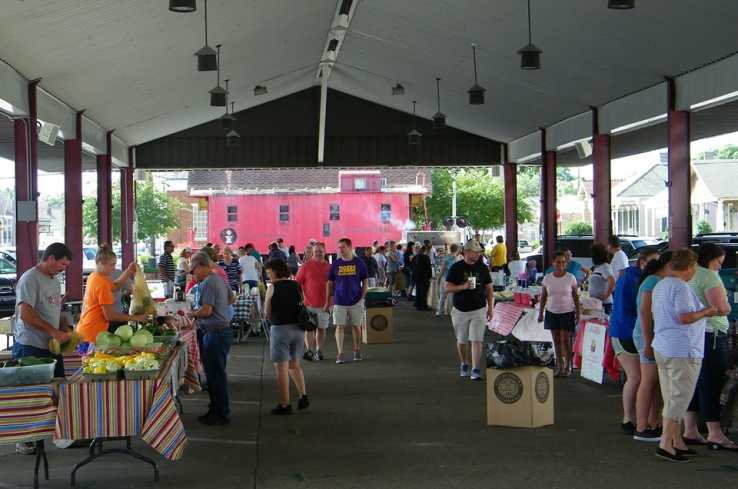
[698,144,738,160]
[564,221,593,236]
[82,178,181,243]
[426,168,533,232]
[696,219,713,234]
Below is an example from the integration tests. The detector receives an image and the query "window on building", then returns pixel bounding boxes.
[279,205,289,222]
[380,177,388,188]
[381,203,391,222]
[193,208,208,241]
[354,178,367,191]
[323,223,330,237]
[330,204,340,221]
[227,205,238,222]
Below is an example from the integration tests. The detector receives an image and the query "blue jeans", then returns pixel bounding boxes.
[201,328,232,419]
[12,343,65,378]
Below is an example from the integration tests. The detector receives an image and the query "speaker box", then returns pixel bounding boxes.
[363,307,394,344]
[575,140,592,159]
[38,121,59,146]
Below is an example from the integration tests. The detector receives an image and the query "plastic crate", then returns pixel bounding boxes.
[123,369,160,381]
[0,359,56,387]
[82,371,121,382]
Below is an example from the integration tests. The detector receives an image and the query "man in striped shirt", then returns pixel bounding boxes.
[159,240,176,299]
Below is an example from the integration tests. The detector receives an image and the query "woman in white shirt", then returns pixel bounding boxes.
[538,251,581,377]
[588,243,615,315]
[507,251,527,285]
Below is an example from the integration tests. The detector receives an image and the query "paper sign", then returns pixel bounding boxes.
[580,321,607,384]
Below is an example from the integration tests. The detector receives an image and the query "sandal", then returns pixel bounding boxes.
[683,437,708,446]
[708,441,738,452]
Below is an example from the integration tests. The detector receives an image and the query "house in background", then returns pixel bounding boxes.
[611,154,738,237]
[175,168,430,253]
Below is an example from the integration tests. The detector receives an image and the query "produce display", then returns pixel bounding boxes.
[0,356,56,387]
[48,331,83,354]
[0,356,55,368]
[129,269,157,316]
[82,351,160,375]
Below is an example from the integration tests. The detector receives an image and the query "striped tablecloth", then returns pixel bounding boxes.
[0,383,57,444]
[178,328,202,393]
[54,347,188,461]
[63,352,83,378]
[488,302,530,336]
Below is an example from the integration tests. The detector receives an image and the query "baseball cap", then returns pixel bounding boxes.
[464,240,484,253]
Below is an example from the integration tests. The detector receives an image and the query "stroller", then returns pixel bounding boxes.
[231,286,270,343]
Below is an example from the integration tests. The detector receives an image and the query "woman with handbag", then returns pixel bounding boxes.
[264,259,310,415]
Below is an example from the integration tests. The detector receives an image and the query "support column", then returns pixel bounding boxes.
[503,159,518,260]
[63,111,84,300]
[96,131,113,245]
[15,80,40,277]
[541,130,557,269]
[120,147,135,269]
[667,79,691,249]
[592,135,612,245]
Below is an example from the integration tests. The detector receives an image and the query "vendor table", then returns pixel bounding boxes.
[178,328,202,394]
[489,302,553,343]
[55,345,188,486]
[0,383,56,488]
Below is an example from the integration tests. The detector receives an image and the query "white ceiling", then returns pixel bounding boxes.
[1,0,737,146]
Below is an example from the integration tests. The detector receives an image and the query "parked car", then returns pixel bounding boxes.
[518,240,533,254]
[0,256,16,318]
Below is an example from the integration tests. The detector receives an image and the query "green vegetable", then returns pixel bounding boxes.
[130,330,153,348]
[17,356,54,367]
[114,325,134,341]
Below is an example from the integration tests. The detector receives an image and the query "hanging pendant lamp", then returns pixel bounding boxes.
[220,81,236,130]
[432,77,446,129]
[408,101,422,145]
[226,127,241,146]
[169,0,196,13]
[253,85,268,96]
[194,0,217,71]
[392,82,405,96]
[209,45,227,106]
[518,0,542,70]
[468,44,486,105]
[608,0,634,8]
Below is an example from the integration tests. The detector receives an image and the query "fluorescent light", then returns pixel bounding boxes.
[610,113,667,135]
[0,98,14,114]
[690,90,738,111]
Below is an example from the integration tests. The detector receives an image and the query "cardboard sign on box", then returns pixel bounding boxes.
[363,307,394,344]
[486,366,554,428]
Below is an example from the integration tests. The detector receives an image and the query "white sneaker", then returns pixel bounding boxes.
[459,363,470,377]
[470,369,483,381]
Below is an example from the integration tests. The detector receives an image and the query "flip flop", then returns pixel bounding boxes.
[708,441,738,452]
[683,437,708,446]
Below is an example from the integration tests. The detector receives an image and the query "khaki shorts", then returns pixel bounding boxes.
[333,300,364,327]
[306,306,330,329]
[655,351,702,422]
[451,307,487,343]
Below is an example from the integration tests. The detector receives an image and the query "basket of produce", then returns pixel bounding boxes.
[123,352,161,380]
[0,357,56,387]
[82,354,124,382]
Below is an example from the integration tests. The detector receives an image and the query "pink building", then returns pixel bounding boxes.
[186,168,429,253]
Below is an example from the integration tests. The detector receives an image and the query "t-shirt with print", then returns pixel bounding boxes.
[328,257,368,306]
[14,267,63,350]
[76,272,115,343]
[542,272,577,314]
[689,266,729,334]
[197,272,232,331]
[589,263,614,304]
[446,259,492,312]
[296,260,331,308]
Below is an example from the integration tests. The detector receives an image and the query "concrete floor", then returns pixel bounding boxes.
[2,302,738,488]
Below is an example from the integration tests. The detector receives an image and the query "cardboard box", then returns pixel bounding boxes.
[486,366,554,428]
[363,307,393,344]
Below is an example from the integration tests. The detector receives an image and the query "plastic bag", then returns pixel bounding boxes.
[129,270,156,316]
[485,335,555,369]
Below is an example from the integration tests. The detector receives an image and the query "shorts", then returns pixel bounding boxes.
[333,300,364,327]
[451,307,487,343]
[269,324,305,363]
[632,329,655,365]
[368,278,377,288]
[655,351,702,422]
[611,337,638,356]
[306,306,330,329]
[543,311,576,332]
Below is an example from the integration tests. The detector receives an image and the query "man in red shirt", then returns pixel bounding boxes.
[295,242,332,361]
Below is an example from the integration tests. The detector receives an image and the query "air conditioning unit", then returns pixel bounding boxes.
[575,140,592,159]
[37,121,59,146]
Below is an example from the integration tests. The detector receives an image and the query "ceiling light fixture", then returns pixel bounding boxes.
[518,0,542,70]
[468,44,486,105]
[220,80,236,130]
[169,0,196,13]
[392,83,405,96]
[209,44,227,106]
[408,100,422,145]
[433,77,446,129]
[608,0,634,9]
[194,0,216,71]
[327,39,339,52]
[226,127,241,145]
[254,85,268,96]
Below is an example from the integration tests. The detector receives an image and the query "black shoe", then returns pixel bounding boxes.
[675,447,698,456]
[621,421,635,435]
[316,351,324,361]
[270,404,293,415]
[303,350,314,361]
[633,429,661,442]
[197,411,212,423]
[655,448,690,463]
[198,413,230,426]
[298,395,310,411]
